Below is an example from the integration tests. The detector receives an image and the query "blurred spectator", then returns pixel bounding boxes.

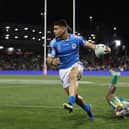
[0,54,129,71]
[0,54,43,70]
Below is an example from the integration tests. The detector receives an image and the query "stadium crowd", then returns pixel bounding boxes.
[0,54,43,70]
[0,54,129,71]
[81,55,129,71]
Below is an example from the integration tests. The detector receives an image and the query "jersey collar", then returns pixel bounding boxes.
[56,34,71,41]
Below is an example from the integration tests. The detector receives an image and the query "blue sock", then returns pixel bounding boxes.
[83,104,90,112]
[68,96,76,106]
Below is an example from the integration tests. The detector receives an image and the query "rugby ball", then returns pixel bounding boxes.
[95,44,107,58]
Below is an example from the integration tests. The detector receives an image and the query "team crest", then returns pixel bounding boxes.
[72,43,76,49]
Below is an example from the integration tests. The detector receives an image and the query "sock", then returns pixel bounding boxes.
[68,96,76,106]
[112,75,118,85]
[83,104,90,112]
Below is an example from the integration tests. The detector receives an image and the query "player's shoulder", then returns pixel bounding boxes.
[50,38,57,47]
[70,34,84,41]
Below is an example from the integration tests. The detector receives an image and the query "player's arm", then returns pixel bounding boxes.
[85,40,96,50]
[47,42,60,66]
[78,36,111,53]
[85,40,111,53]
[47,56,60,66]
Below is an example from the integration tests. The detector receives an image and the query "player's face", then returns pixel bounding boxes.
[53,25,66,38]
[115,105,123,112]
[115,105,124,117]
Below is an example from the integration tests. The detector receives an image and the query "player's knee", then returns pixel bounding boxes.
[69,74,77,82]
[77,73,81,80]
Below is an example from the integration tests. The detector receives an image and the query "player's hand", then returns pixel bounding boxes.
[52,58,60,66]
[104,46,111,54]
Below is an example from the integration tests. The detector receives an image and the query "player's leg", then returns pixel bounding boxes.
[106,70,119,102]
[62,62,94,119]
[106,71,122,109]
[59,66,76,112]
[64,87,84,107]
[63,83,94,120]
[106,84,116,104]
[76,95,94,120]
[106,71,129,117]
[63,66,79,112]
[63,62,84,108]
[63,87,73,112]
[68,66,80,105]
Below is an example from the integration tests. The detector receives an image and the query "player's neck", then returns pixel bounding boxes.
[61,33,69,40]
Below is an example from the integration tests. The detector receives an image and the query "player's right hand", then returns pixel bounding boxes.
[52,58,60,66]
[104,46,111,54]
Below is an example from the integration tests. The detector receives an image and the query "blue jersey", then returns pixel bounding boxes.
[48,34,87,69]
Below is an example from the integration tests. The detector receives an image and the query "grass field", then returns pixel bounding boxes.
[0,75,129,129]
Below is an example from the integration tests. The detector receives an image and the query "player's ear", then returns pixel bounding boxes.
[63,26,67,32]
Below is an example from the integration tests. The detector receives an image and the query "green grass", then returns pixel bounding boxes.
[0,75,129,129]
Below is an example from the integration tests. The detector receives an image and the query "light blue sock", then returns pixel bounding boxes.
[68,96,76,106]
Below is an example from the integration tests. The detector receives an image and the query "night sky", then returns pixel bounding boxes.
[0,0,129,43]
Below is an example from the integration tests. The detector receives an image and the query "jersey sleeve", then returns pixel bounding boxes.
[77,36,87,47]
[47,39,56,58]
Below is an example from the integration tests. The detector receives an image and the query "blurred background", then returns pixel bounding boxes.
[0,0,129,72]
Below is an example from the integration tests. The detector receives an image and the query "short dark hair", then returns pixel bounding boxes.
[53,19,68,27]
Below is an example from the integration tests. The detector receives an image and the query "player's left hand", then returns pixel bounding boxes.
[52,58,60,66]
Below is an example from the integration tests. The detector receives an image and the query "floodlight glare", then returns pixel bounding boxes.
[5,26,10,29]
[0,46,4,49]
[24,35,28,38]
[8,47,14,52]
[24,27,29,30]
[114,40,121,47]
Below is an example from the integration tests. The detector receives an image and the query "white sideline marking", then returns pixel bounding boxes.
[0,104,79,110]
[0,104,62,109]
[0,79,93,85]
[0,79,128,87]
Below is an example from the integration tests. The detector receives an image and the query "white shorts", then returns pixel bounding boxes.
[59,62,84,88]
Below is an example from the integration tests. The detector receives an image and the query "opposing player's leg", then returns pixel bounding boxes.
[106,71,123,109]
[106,71,129,117]
[106,71,120,104]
